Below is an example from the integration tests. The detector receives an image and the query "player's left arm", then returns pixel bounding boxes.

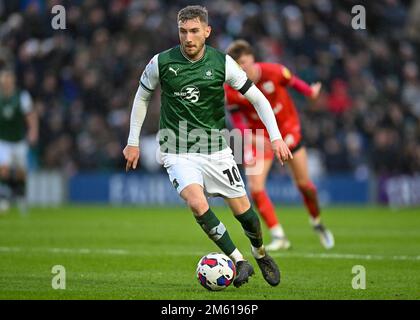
[225,55,293,164]
[278,65,322,99]
[20,91,38,146]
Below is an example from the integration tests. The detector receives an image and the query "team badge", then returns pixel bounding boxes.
[203,69,214,79]
[282,67,291,80]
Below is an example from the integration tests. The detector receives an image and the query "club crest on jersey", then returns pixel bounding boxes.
[1,105,14,119]
[203,68,214,79]
[174,85,200,103]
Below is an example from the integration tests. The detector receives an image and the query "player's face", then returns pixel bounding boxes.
[236,54,255,78]
[178,18,211,60]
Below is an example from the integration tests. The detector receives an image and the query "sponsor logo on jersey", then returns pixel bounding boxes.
[262,81,275,94]
[174,85,200,103]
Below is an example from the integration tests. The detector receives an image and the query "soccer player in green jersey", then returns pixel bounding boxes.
[0,68,38,213]
[123,5,293,287]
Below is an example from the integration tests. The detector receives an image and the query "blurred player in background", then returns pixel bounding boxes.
[0,68,38,214]
[225,40,334,250]
[123,6,296,287]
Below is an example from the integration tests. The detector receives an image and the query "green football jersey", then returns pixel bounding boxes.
[0,90,30,142]
[139,45,250,154]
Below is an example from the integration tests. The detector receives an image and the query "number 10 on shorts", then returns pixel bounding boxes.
[223,166,241,186]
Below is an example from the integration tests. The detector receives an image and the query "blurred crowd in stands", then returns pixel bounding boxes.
[0,0,419,176]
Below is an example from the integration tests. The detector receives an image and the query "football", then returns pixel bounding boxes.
[196,252,236,291]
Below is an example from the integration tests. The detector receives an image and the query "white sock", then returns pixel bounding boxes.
[229,248,245,263]
[251,245,266,259]
[270,224,285,238]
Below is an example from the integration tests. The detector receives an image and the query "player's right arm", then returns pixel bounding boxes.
[225,88,271,152]
[124,54,159,171]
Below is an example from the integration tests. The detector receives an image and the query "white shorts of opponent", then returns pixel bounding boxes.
[161,147,246,198]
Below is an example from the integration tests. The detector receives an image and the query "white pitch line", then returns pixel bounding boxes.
[269,252,420,261]
[0,246,419,261]
[0,246,129,255]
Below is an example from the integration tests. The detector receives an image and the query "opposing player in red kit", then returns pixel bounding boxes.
[225,40,334,251]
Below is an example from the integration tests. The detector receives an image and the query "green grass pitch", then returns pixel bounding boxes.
[0,205,419,300]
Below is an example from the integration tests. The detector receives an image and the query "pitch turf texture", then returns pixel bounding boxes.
[0,206,419,300]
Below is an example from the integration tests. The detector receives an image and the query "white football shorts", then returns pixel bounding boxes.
[0,140,28,168]
[161,147,246,198]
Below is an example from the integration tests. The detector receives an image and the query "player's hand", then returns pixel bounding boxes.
[123,145,140,172]
[271,139,293,166]
[310,82,322,99]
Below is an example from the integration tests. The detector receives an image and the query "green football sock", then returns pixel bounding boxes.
[235,206,263,248]
[195,208,236,256]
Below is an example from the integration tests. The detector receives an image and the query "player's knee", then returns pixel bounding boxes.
[248,181,265,194]
[296,180,307,189]
[296,180,316,192]
[187,197,209,215]
[236,200,251,215]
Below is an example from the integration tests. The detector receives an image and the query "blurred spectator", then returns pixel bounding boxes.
[402,61,420,117]
[327,79,353,114]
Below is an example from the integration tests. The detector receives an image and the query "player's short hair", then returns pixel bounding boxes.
[177,5,208,24]
[226,40,254,61]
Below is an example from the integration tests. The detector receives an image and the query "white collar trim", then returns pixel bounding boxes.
[180,45,206,63]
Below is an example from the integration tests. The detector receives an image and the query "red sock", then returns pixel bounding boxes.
[298,181,320,219]
[251,190,279,229]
